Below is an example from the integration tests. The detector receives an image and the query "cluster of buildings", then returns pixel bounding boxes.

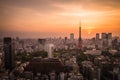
[80,33,120,80]
[0,37,84,80]
[0,23,120,80]
[83,32,120,50]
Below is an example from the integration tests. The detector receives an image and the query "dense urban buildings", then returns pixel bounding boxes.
[0,30,120,80]
[0,0,120,80]
[0,22,120,80]
[0,11,120,80]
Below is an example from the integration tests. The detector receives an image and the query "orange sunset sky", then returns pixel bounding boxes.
[0,0,120,38]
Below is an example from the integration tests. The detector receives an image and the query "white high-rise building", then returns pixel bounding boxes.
[45,44,54,58]
[60,72,65,80]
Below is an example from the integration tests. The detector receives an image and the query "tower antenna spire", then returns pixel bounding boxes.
[78,20,82,49]
[79,20,81,41]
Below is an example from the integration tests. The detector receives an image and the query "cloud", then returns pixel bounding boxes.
[0,0,64,14]
[0,0,120,13]
[59,0,120,12]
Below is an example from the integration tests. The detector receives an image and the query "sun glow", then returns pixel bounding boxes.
[88,31,91,35]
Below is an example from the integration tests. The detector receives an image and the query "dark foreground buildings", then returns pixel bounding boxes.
[19,58,65,80]
[3,37,14,71]
[24,58,65,74]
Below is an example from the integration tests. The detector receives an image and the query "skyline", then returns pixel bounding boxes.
[0,0,120,38]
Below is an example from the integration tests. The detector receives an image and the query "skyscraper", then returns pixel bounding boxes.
[108,33,112,39]
[3,37,14,71]
[101,33,112,40]
[70,33,74,40]
[78,21,82,49]
[38,38,46,51]
[101,33,108,39]
[96,33,100,40]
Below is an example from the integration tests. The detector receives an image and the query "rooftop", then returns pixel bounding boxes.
[24,58,65,74]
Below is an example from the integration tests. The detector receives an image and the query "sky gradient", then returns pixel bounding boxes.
[0,0,120,38]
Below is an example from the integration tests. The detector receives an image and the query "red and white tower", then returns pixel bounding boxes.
[78,21,82,49]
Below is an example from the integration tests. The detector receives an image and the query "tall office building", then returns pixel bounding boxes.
[38,39,46,51]
[96,33,100,40]
[102,33,112,40]
[78,21,82,49]
[3,37,14,71]
[70,33,74,40]
[102,33,107,39]
[108,33,112,39]
[64,37,68,41]
[38,39,46,45]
